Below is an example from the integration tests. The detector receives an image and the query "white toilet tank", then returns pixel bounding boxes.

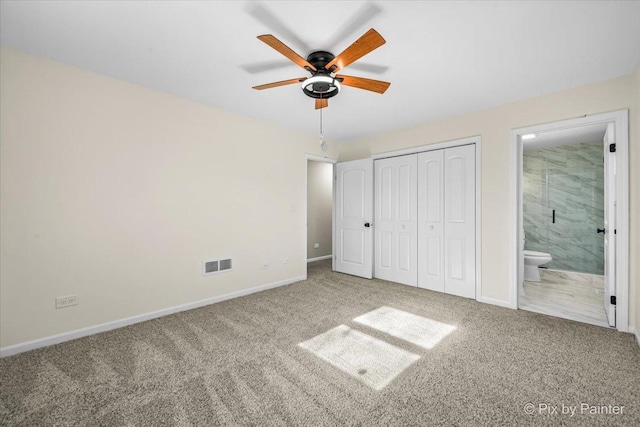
[524,250,552,260]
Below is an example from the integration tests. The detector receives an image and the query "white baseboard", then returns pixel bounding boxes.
[0,275,305,358]
[478,296,514,309]
[630,327,640,348]
[307,255,332,263]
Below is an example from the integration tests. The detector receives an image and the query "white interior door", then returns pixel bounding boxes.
[374,155,417,286]
[603,123,616,327]
[443,145,476,298]
[335,159,374,279]
[417,150,445,291]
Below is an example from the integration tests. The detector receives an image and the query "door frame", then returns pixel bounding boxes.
[370,135,482,301]
[305,154,337,277]
[509,110,629,332]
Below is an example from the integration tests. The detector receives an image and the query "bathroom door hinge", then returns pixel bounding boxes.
[609,143,616,153]
[610,296,616,305]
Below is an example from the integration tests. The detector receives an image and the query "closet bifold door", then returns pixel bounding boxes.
[443,144,475,298]
[418,145,476,298]
[374,154,418,286]
[417,150,445,292]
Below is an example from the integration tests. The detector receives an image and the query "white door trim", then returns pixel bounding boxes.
[371,136,480,159]
[603,123,616,327]
[370,136,482,302]
[305,154,337,276]
[509,110,629,332]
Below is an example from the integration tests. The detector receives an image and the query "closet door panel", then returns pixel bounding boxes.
[426,236,442,277]
[397,232,413,273]
[375,162,395,280]
[394,158,417,285]
[379,231,392,269]
[418,150,445,291]
[374,155,417,286]
[397,164,412,220]
[379,166,393,221]
[447,236,465,280]
[444,145,475,298]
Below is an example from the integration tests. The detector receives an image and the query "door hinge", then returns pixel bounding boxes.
[610,296,616,305]
[614,229,617,235]
[609,143,616,153]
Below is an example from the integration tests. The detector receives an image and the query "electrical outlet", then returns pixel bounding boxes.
[314,243,320,249]
[56,294,78,309]
[261,262,269,270]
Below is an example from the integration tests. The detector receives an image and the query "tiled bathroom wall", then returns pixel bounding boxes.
[523,142,604,274]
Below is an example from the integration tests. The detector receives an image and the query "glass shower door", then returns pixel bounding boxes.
[546,157,604,274]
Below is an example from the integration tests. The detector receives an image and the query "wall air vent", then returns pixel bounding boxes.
[202,258,233,276]
[204,261,219,274]
[219,259,232,271]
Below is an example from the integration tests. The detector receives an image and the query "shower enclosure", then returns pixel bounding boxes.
[522,142,604,275]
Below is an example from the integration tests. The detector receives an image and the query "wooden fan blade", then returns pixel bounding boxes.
[257,35,317,71]
[325,28,385,73]
[336,74,390,94]
[252,77,306,90]
[315,99,328,109]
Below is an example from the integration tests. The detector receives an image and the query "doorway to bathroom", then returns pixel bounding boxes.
[510,110,629,332]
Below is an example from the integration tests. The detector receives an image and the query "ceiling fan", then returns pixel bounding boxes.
[252,28,391,109]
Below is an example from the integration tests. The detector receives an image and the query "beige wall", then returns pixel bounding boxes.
[306,161,333,259]
[339,72,638,330]
[1,46,637,350]
[0,47,337,348]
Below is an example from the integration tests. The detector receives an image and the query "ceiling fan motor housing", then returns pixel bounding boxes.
[302,51,341,99]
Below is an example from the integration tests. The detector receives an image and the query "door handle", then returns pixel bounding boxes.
[364,222,371,228]
[597,228,605,234]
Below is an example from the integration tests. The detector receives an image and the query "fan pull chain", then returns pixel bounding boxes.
[320,100,323,139]
[319,94,327,151]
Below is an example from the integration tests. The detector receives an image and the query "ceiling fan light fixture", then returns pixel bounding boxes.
[301,75,341,95]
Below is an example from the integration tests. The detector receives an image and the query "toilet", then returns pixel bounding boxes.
[524,250,552,282]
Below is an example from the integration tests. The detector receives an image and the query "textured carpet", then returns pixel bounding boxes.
[1,260,639,426]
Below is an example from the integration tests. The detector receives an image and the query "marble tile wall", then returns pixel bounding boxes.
[523,142,604,274]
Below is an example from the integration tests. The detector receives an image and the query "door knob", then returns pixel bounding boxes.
[364,222,371,228]
[597,228,605,234]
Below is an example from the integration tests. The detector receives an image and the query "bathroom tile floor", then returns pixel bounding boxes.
[519,269,610,328]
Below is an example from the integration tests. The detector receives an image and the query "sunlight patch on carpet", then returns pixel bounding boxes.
[354,306,457,349]
[298,325,420,390]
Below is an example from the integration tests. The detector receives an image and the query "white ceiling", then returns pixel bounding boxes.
[2,1,639,142]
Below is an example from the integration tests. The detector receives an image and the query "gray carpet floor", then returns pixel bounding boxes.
[1,260,639,426]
